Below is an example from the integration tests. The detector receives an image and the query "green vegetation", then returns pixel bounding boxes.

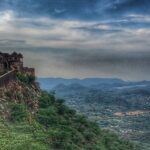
[0,90,138,150]
[51,83,150,149]
[16,72,35,84]
[10,103,29,122]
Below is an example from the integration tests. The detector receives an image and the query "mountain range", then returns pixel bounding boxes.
[38,77,150,90]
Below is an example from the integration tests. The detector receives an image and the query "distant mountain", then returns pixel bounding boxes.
[37,77,126,90]
[37,77,150,90]
[53,83,87,92]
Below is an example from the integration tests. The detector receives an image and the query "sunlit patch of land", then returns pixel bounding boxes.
[114,111,149,117]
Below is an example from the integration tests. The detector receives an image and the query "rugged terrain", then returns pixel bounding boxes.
[0,74,139,150]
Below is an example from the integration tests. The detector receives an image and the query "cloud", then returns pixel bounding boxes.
[0,8,149,50]
[0,1,150,80]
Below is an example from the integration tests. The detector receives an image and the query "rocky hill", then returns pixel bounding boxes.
[0,73,139,150]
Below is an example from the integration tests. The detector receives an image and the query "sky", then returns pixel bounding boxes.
[0,0,150,80]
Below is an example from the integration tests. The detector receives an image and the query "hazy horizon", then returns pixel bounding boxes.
[37,76,150,82]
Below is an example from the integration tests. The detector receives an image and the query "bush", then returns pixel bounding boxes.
[10,103,29,121]
[38,93,55,108]
[55,99,65,105]
[16,72,35,84]
[28,75,35,83]
[36,107,58,127]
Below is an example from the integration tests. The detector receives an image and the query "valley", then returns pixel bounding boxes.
[38,78,150,150]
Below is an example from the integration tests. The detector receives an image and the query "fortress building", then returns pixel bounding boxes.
[0,52,35,76]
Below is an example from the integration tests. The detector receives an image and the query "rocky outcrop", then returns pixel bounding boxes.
[0,79,40,119]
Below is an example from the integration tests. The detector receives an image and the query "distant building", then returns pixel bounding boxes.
[0,52,35,76]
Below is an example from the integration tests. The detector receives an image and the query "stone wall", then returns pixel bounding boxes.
[0,70,16,87]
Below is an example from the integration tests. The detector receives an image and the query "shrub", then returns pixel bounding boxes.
[55,99,65,105]
[36,107,58,127]
[38,94,55,108]
[10,103,29,122]
[28,75,35,83]
[16,72,35,84]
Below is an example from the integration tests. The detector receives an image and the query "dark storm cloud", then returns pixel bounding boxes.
[39,48,149,67]
[22,48,150,80]
[47,49,150,80]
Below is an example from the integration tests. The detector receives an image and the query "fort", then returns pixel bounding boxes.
[0,52,35,87]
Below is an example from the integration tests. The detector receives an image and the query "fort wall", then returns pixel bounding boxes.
[0,70,16,87]
[0,52,35,87]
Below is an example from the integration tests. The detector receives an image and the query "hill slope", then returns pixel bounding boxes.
[0,75,138,150]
